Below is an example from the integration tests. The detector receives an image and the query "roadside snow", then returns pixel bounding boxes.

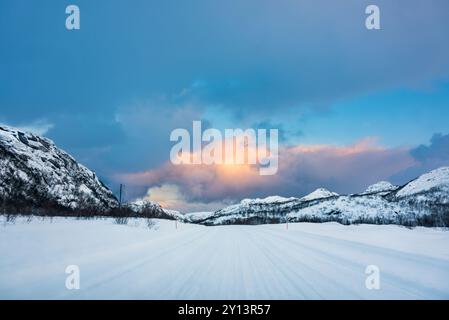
[1,216,448,299]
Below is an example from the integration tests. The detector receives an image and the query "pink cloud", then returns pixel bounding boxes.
[115,137,417,212]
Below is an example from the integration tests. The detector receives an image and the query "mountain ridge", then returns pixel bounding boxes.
[182,167,449,227]
[1,124,448,227]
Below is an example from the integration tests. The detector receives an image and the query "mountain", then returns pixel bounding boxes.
[390,167,449,225]
[395,167,449,202]
[2,123,448,227]
[184,167,449,227]
[300,188,339,201]
[128,199,183,220]
[362,181,399,195]
[240,195,297,205]
[0,125,118,213]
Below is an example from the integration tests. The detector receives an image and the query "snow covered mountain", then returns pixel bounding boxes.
[300,188,339,201]
[240,195,297,205]
[184,167,449,227]
[2,123,447,227]
[395,167,449,202]
[128,199,183,220]
[362,181,399,195]
[0,125,118,213]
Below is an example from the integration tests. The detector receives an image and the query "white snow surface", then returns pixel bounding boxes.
[183,211,215,221]
[288,195,405,224]
[396,167,449,199]
[192,167,449,226]
[363,181,399,195]
[240,196,296,205]
[1,216,449,299]
[240,196,296,204]
[128,199,163,214]
[300,188,339,202]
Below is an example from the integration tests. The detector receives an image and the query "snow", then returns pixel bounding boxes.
[396,167,449,198]
[78,184,93,196]
[288,195,406,224]
[183,211,215,221]
[1,216,448,299]
[163,209,185,220]
[240,196,296,205]
[300,188,339,202]
[363,181,398,195]
[191,167,449,226]
[129,199,162,213]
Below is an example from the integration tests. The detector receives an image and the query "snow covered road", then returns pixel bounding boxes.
[1,217,449,299]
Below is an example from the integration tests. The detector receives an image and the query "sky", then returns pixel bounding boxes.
[1,0,449,212]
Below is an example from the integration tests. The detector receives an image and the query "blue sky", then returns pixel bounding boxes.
[1,0,449,210]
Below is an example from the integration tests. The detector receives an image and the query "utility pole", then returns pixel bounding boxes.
[119,184,123,209]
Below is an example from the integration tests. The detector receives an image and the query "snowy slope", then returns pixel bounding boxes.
[195,167,449,226]
[241,195,296,205]
[128,199,184,220]
[287,195,406,225]
[395,167,449,202]
[1,216,448,299]
[362,181,399,195]
[300,188,339,201]
[0,125,118,211]
[183,211,215,222]
[200,198,302,225]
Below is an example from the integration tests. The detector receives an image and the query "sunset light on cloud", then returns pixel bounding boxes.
[2,0,449,212]
[117,137,416,212]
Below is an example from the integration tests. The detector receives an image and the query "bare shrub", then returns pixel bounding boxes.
[114,217,129,225]
[146,218,157,229]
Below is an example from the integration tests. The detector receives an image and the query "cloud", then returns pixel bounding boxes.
[411,133,449,162]
[1,119,54,136]
[113,97,207,170]
[117,160,274,204]
[281,138,415,194]
[116,137,415,212]
[48,115,126,149]
[165,0,449,117]
[390,133,449,183]
[2,0,448,202]
[139,184,232,213]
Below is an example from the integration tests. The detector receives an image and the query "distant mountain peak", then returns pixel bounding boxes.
[129,199,184,220]
[396,166,449,198]
[183,167,449,227]
[240,196,296,205]
[300,188,339,202]
[363,181,398,195]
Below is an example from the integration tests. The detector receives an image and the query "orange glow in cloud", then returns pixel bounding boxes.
[117,137,395,190]
[115,136,415,212]
[171,132,273,166]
